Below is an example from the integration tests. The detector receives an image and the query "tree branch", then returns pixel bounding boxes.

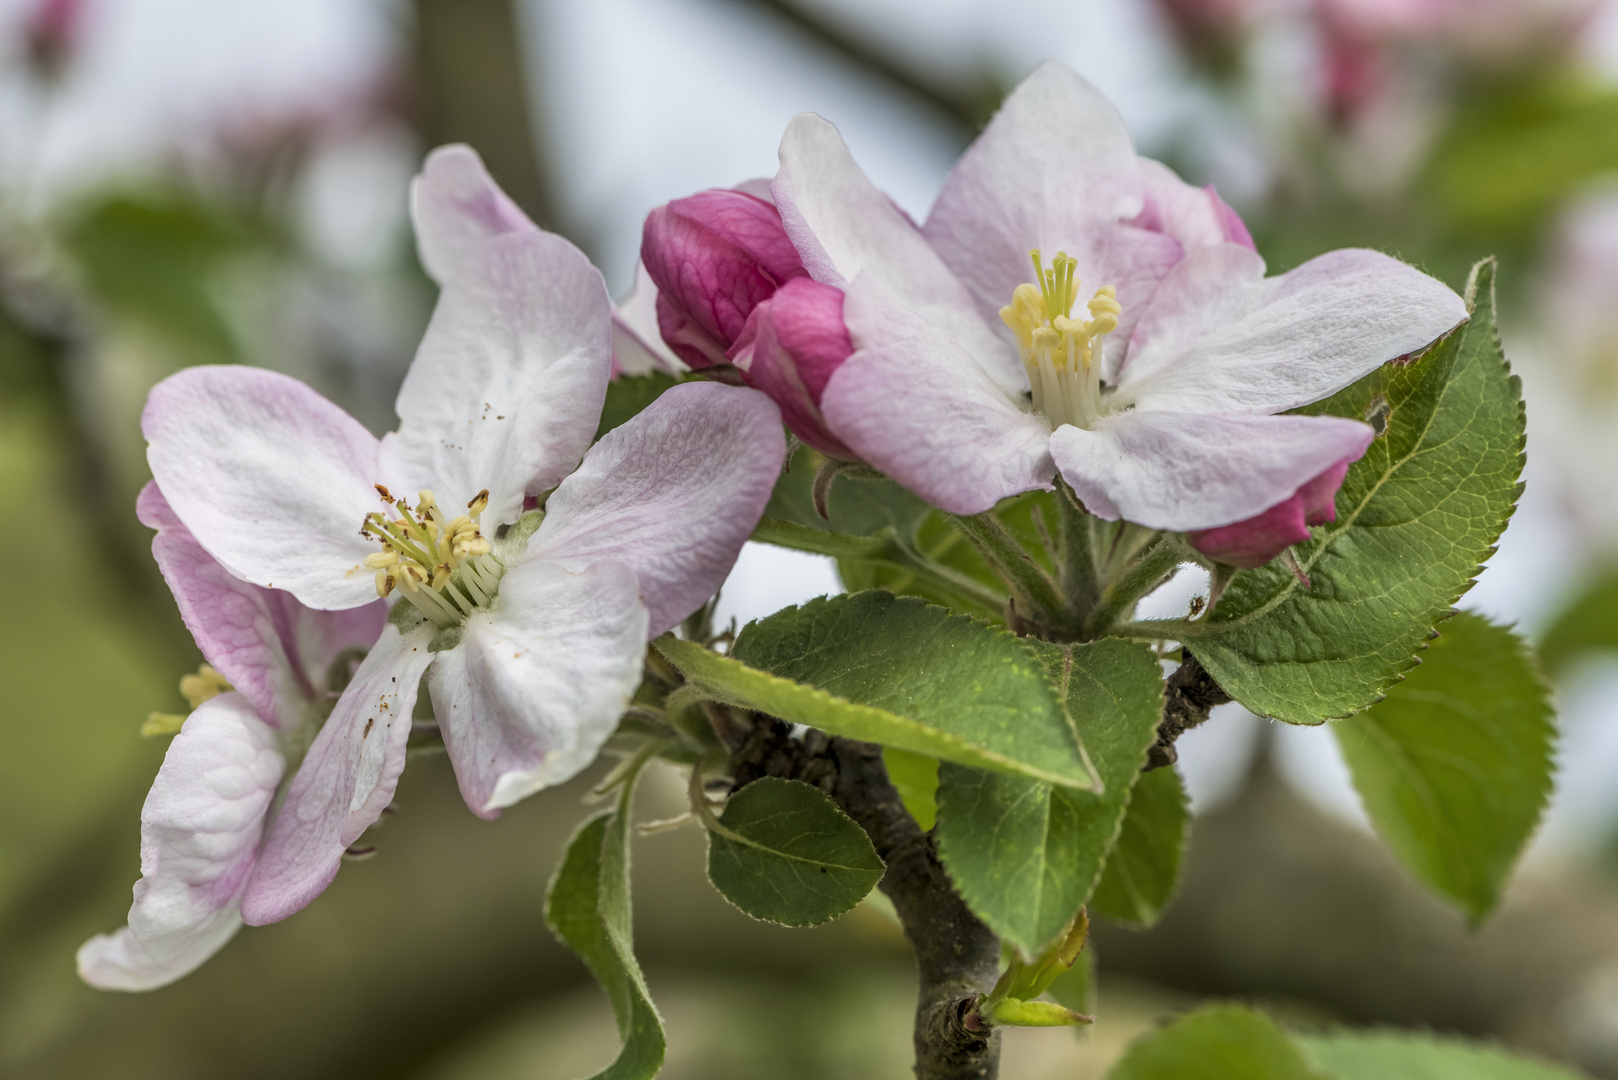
[1145,652,1231,771]
[731,720,1002,1080]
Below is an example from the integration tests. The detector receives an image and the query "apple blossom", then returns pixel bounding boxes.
[141,193,785,925]
[754,61,1464,568]
[77,484,386,991]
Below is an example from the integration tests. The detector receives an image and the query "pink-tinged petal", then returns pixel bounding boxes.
[1188,455,1358,568]
[240,622,434,925]
[138,482,386,731]
[379,230,612,529]
[143,366,384,611]
[1116,245,1468,415]
[1049,410,1374,531]
[821,274,1055,515]
[640,188,808,367]
[923,62,1161,345]
[730,278,856,459]
[528,381,786,637]
[1299,459,1352,525]
[613,260,684,377]
[1132,158,1255,253]
[772,113,1019,393]
[78,693,282,991]
[410,144,537,286]
[429,560,648,816]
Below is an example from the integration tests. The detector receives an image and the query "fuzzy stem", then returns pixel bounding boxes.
[949,511,1066,631]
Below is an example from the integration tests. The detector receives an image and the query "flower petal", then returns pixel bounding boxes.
[730,278,856,459]
[1049,410,1375,531]
[1188,456,1357,569]
[379,230,613,529]
[1116,246,1469,415]
[78,693,282,991]
[1132,158,1255,253]
[923,60,1177,369]
[613,260,684,376]
[527,381,786,637]
[410,144,538,286]
[143,365,384,611]
[821,274,1055,515]
[429,560,648,817]
[138,482,386,730]
[240,621,434,925]
[772,112,1017,392]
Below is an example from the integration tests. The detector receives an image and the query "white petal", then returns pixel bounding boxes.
[1116,246,1469,415]
[143,366,386,611]
[923,62,1154,343]
[613,260,685,376]
[411,144,538,285]
[79,693,282,991]
[1050,409,1376,531]
[240,621,435,925]
[821,274,1056,515]
[138,483,386,731]
[527,382,784,638]
[379,231,613,529]
[430,560,648,816]
[772,112,1019,392]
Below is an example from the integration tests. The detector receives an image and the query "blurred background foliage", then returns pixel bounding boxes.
[10,0,1618,1076]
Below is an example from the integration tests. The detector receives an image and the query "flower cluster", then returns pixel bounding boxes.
[639,62,1465,569]
[82,61,1469,992]
[80,147,785,989]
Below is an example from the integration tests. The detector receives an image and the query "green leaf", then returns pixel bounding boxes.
[764,443,932,539]
[1179,258,1524,724]
[594,371,681,442]
[1333,612,1554,923]
[1106,1005,1329,1080]
[654,592,1097,789]
[1300,1030,1585,1080]
[933,638,1164,953]
[1538,566,1618,678]
[882,747,939,832]
[1043,944,1096,1017]
[706,777,884,927]
[1090,765,1189,928]
[544,769,664,1079]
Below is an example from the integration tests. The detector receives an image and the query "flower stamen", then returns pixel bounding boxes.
[360,487,502,627]
[1000,249,1119,429]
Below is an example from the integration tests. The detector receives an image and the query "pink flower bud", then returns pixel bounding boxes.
[730,277,857,460]
[641,189,809,369]
[1188,458,1353,569]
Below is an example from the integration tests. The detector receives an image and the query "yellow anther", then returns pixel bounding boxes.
[1003,258,1122,429]
[467,489,490,516]
[363,551,398,569]
[142,712,188,738]
[375,570,395,598]
[179,664,232,710]
[358,486,502,626]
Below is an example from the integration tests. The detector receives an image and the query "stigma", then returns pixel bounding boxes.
[999,249,1120,429]
[360,486,503,628]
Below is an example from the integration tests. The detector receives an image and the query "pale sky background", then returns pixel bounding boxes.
[3,0,1613,855]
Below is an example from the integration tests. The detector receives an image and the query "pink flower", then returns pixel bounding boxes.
[134,151,785,931]
[765,62,1464,562]
[78,484,386,991]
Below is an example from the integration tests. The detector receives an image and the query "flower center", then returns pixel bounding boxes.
[999,249,1120,429]
[361,485,504,628]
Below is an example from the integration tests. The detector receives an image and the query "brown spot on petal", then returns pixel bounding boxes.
[363,718,375,738]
